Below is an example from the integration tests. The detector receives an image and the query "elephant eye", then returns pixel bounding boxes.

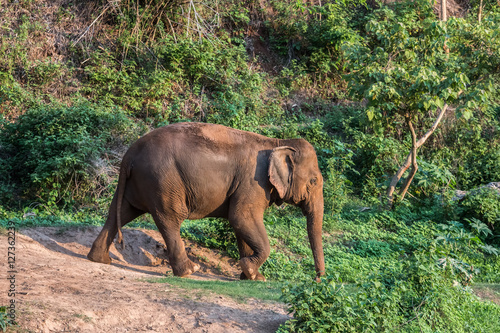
[310,177,317,186]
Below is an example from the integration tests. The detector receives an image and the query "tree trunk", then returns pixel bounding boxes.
[398,118,418,201]
[441,0,447,22]
[386,104,449,209]
[478,0,483,23]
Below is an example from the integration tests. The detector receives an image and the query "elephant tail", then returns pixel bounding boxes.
[115,160,130,246]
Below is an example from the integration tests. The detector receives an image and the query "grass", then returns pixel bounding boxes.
[0,211,158,231]
[148,277,283,303]
[473,283,500,305]
[150,276,500,307]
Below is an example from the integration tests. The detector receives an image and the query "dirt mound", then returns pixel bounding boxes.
[0,227,289,332]
[21,227,240,278]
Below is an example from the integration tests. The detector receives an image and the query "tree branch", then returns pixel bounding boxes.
[399,118,418,200]
[386,104,449,208]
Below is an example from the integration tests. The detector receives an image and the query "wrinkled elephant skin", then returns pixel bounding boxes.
[88,122,325,280]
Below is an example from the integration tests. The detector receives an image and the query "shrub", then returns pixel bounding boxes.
[458,187,500,239]
[348,129,404,202]
[0,102,144,208]
[350,239,395,258]
[181,218,239,259]
[279,249,500,332]
[450,137,500,190]
[0,305,14,332]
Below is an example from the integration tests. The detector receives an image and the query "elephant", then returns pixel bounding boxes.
[87,122,325,281]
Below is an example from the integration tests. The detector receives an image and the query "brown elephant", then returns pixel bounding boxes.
[88,122,325,281]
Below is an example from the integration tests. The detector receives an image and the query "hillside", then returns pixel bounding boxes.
[1,0,500,332]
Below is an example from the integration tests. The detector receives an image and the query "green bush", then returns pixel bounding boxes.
[441,132,500,191]
[350,239,395,258]
[348,129,404,202]
[181,218,239,259]
[279,249,500,332]
[82,36,278,126]
[0,306,11,332]
[459,188,500,237]
[0,102,144,208]
[261,250,312,281]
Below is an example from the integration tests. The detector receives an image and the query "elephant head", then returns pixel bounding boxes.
[269,140,326,279]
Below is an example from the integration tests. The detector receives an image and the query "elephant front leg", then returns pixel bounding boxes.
[230,210,270,281]
[236,235,267,281]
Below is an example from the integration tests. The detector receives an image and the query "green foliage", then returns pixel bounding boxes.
[304,2,365,74]
[343,1,477,123]
[0,305,14,332]
[261,250,312,281]
[342,0,500,204]
[0,206,104,230]
[279,250,500,332]
[28,60,63,87]
[181,219,239,259]
[454,137,500,189]
[0,2,500,326]
[412,159,456,196]
[0,103,144,208]
[350,239,395,258]
[324,152,353,215]
[0,71,39,109]
[82,36,277,128]
[348,129,403,201]
[261,208,314,281]
[277,206,500,332]
[83,52,175,117]
[458,188,500,235]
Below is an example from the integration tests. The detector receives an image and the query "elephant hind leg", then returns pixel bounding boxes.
[151,212,200,277]
[88,196,144,264]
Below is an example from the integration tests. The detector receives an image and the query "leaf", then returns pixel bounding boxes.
[435,98,444,110]
[466,218,493,237]
[480,245,499,256]
[367,109,375,121]
[461,109,472,121]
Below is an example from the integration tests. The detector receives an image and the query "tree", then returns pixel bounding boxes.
[343,0,500,208]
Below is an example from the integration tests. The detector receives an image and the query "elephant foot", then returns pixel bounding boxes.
[87,249,112,264]
[239,258,266,281]
[172,260,200,277]
[240,271,266,281]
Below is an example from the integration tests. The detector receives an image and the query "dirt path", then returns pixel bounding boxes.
[0,227,290,332]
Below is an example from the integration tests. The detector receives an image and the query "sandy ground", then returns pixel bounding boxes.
[0,227,290,332]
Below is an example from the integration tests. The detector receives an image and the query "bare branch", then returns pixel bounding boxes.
[399,118,418,200]
[386,104,449,208]
[72,5,110,47]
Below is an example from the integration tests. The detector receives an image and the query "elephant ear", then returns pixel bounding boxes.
[269,146,296,199]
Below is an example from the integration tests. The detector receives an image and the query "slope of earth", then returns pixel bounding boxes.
[0,227,289,332]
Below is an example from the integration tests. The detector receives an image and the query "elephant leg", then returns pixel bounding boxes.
[88,196,144,264]
[229,208,270,281]
[236,234,254,258]
[236,235,252,280]
[236,235,265,280]
[151,212,200,277]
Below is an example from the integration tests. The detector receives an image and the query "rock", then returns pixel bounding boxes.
[453,182,500,201]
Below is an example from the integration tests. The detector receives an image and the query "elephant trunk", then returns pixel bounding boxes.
[303,192,325,280]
